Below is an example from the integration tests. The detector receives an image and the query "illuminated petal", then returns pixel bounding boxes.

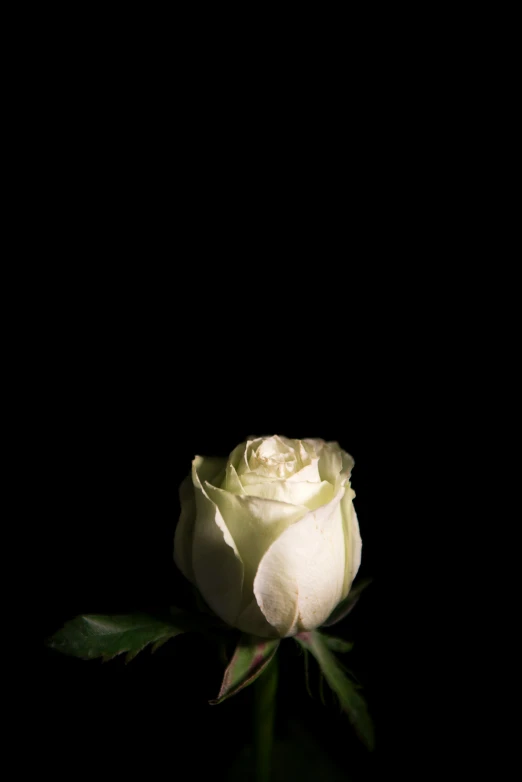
[253,490,347,637]
[203,483,307,608]
[241,479,334,511]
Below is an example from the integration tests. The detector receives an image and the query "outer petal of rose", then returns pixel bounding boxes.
[241,479,334,511]
[317,443,343,485]
[253,489,347,637]
[191,456,244,626]
[235,596,281,638]
[340,489,362,599]
[173,475,197,584]
[203,483,308,602]
[339,449,355,485]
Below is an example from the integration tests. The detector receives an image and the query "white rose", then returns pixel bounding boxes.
[174,435,362,638]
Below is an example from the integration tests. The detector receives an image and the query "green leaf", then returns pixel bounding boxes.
[46,612,191,662]
[210,634,280,705]
[320,634,354,654]
[323,577,373,627]
[296,630,374,751]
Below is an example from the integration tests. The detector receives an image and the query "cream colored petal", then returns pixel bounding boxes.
[228,441,247,471]
[286,458,321,483]
[258,436,292,459]
[341,449,355,474]
[247,436,302,478]
[273,435,295,453]
[302,438,326,456]
[318,442,343,485]
[253,489,347,637]
[249,459,298,479]
[298,439,312,463]
[191,457,244,626]
[225,462,245,494]
[235,596,280,638]
[242,438,263,474]
[196,455,228,484]
[351,508,362,581]
[339,449,355,486]
[340,489,362,599]
[173,474,197,584]
[241,465,296,482]
[242,479,334,511]
[240,471,278,486]
[203,483,308,605]
[213,468,227,489]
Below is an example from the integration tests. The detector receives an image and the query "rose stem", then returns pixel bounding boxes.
[253,652,279,782]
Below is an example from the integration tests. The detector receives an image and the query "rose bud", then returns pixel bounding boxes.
[174,435,361,638]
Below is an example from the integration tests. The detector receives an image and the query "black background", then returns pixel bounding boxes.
[27,20,479,776]
[33,55,437,772]
[38,261,424,781]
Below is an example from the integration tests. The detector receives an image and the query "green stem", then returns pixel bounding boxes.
[253,652,279,782]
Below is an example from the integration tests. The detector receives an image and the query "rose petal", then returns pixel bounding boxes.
[191,457,244,626]
[195,455,228,484]
[341,489,362,599]
[241,479,334,511]
[173,475,197,584]
[203,483,308,607]
[228,442,248,471]
[253,489,347,637]
[318,442,343,485]
[225,462,244,494]
[235,596,280,638]
[285,458,321,483]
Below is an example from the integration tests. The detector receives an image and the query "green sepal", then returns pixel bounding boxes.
[210,634,280,705]
[320,634,354,654]
[323,577,373,627]
[296,630,374,751]
[46,610,195,662]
